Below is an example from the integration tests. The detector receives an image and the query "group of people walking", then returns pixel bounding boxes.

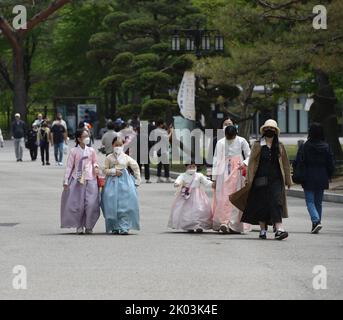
[10,112,68,166]
[60,117,336,239]
[61,129,141,235]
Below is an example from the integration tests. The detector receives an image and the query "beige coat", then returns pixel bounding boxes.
[229,140,292,218]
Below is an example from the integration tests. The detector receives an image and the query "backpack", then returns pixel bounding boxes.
[292,144,306,184]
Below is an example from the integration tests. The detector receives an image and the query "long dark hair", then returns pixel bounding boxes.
[262,132,280,157]
[308,123,325,141]
[75,128,87,146]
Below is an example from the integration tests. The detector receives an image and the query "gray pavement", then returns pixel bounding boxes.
[0,141,342,300]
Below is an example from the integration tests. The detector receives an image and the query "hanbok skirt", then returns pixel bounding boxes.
[212,155,251,233]
[168,188,212,231]
[61,178,100,229]
[101,169,140,233]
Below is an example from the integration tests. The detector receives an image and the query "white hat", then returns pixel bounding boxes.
[15,113,20,118]
[260,119,280,135]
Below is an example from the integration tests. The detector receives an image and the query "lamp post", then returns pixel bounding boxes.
[171,24,224,163]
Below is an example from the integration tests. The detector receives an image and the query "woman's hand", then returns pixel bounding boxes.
[115,170,123,177]
[94,167,99,176]
[63,184,69,191]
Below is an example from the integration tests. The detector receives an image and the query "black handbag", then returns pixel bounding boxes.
[254,176,268,188]
[292,144,306,184]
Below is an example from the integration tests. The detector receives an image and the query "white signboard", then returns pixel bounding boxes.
[177,71,196,121]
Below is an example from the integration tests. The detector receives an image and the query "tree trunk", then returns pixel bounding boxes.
[310,69,343,160]
[13,46,27,121]
[238,83,255,142]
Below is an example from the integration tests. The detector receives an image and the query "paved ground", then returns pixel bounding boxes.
[0,141,342,300]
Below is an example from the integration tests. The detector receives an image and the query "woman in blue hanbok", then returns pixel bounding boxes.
[101,137,141,235]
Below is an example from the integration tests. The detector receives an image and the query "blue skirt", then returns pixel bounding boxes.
[101,169,140,233]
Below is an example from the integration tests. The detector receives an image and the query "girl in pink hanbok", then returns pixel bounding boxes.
[61,128,100,234]
[212,125,251,234]
[168,163,214,233]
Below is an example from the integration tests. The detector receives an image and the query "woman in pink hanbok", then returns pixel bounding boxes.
[212,125,251,234]
[168,164,214,233]
[60,128,100,234]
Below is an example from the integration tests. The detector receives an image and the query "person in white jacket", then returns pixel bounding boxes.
[212,125,252,234]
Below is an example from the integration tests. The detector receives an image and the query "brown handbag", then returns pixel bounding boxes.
[229,184,250,212]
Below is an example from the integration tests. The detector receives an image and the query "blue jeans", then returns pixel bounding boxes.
[304,190,324,224]
[54,142,64,163]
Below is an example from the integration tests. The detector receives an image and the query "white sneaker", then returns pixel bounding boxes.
[58,162,63,166]
[76,227,84,234]
[157,177,164,183]
[165,177,174,183]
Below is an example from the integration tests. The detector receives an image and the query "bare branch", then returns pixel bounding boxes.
[19,0,71,36]
[0,16,19,50]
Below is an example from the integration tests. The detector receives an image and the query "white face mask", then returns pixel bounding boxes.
[83,137,90,145]
[113,146,124,155]
[186,169,197,175]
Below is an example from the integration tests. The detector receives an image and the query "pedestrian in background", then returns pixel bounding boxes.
[230,120,292,241]
[61,128,100,235]
[38,121,51,166]
[51,120,67,166]
[26,124,39,161]
[293,123,335,234]
[32,113,44,128]
[151,120,173,183]
[11,113,26,162]
[101,121,120,156]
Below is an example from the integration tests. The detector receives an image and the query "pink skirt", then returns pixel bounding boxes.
[168,188,212,231]
[61,178,100,229]
[212,155,251,233]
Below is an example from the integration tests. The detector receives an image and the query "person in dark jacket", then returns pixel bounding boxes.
[11,113,26,162]
[294,123,335,234]
[27,125,39,161]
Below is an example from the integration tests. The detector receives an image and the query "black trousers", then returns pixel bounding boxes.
[40,144,50,163]
[157,163,170,178]
[140,164,150,181]
[29,146,38,160]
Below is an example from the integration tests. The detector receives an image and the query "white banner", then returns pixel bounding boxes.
[177,71,196,121]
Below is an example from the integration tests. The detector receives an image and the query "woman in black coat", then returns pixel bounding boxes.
[293,123,335,234]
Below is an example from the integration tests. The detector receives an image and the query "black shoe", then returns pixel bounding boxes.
[46,162,51,166]
[259,231,267,240]
[311,223,322,234]
[42,162,45,166]
[196,228,204,233]
[275,230,289,240]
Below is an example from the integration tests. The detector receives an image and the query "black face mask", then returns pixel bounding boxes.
[264,129,276,138]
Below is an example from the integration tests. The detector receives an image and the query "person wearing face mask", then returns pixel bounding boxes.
[206,118,233,178]
[230,119,292,240]
[61,128,100,235]
[212,125,251,234]
[101,137,141,235]
[168,162,214,233]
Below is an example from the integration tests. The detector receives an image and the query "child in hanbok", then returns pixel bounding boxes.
[101,137,141,235]
[61,128,100,234]
[212,125,251,234]
[168,164,214,233]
